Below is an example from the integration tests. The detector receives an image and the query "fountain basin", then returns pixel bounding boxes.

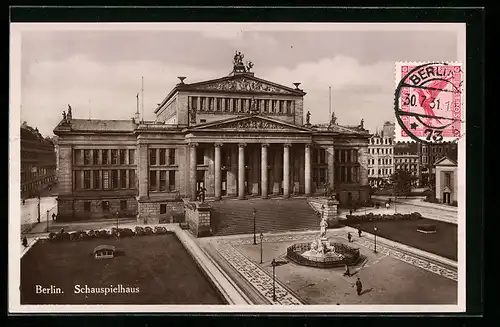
[286,240,361,269]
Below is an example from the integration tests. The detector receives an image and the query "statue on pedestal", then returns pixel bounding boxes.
[320,217,328,239]
[306,111,311,125]
[62,111,67,122]
[360,118,364,129]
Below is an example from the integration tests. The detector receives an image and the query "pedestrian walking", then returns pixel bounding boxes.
[358,227,362,238]
[343,264,351,277]
[355,277,363,295]
[52,213,56,221]
[22,199,25,205]
[347,232,352,243]
[22,236,28,247]
[349,209,353,215]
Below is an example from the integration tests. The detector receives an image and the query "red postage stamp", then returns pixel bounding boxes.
[394,62,464,143]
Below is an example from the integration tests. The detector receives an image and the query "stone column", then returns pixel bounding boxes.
[214,143,222,200]
[283,143,291,198]
[305,144,312,196]
[189,143,198,201]
[252,146,260,195]
[358,146,369,186]
[328,145,335,187]
[238,143,246,199]
[261,143,269,199]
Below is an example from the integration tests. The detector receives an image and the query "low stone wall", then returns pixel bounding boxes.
[137,199,185,225]
[185,202,212,237]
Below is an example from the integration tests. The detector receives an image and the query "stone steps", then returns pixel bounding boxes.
[210,198,321,236]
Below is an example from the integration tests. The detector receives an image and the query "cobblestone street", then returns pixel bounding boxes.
[203,228,457,305]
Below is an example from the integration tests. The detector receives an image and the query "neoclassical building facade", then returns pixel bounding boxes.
[54,55,371,222]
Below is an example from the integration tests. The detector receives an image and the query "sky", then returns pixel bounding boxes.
[14,23,463,137]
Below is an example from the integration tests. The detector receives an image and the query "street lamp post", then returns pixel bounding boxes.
[253,208,257,245]
[260,233,264,264]
[37,196,41,223]
[321,205,325,220]
[374,225,378,253]
[46,210,49,233]
[116,211,119,230]
[271,258,277,302]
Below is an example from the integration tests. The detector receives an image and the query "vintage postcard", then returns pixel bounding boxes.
[9,22,466,313]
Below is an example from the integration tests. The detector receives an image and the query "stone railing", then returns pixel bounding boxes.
[307,197,341,225]
[185,202,212,237]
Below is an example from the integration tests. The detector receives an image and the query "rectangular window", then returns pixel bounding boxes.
[84,150,91,165]
[93,150,99,165]
[159,170,167,191]
[102,150,109,164]
[196,148,204,165]
[159,149,166,165]
[445,172,451,187]
[75,170,82,189]
[150,149,157,165]
[191,97,198,110]
[347,167,352,182]
[319,149,326,164]
[120,170,127,188]
[128,149,135,164]
[129,169,136,189]
[120,200,127,211]
[111,170,118,188]
[84,170,91,189]
[160,204,167,214]
[169,170,176,191]
[150,171,157,191]
[111,150,118,164]
[169,149,176,165]
[102,201,110,212]
[84,202,91,212]
[74,150,82,165]
[119,149,126,164]
[93,170,100,189]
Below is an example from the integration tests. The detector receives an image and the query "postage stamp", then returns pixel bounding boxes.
[394,62,464,143]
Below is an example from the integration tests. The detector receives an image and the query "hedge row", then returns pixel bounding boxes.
[48,226,173,242]
[345,212,423,223]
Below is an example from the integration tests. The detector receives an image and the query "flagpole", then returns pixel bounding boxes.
[329,86,332,118]
[141,77,144,122]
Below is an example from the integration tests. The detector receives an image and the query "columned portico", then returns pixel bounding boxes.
[261,143,269,199]
[238,143,246,199]
[283,143,291,198]
[214,143,222,200]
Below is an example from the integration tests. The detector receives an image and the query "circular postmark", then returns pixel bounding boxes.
[394,62,463,144]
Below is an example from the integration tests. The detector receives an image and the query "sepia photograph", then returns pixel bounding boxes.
[9,22,466,313]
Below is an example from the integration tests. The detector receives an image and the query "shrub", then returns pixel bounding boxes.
[96,230,110,238]
[154,226,168,235]
[110,228,119,238]
[87,229,96,238]
[345,212,422,223]
[144,227,153,235]
[69,232,79,241]
[48,232,57,241]
[135,226,145,236]
[60,232,70,241]
[118,228,134,238]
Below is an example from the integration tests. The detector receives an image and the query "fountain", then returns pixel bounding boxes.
[286,216,362,268]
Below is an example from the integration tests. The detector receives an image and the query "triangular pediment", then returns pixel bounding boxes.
[186,74,304,96]
[443,185,452,193]
[434,156,457,167]
[190,115,312,132]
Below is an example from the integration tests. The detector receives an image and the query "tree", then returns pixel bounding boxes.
[391,169,417,197]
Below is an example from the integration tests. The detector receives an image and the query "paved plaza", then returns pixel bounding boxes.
[200,228,457,305]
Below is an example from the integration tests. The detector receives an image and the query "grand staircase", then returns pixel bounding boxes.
[209,198,321,236]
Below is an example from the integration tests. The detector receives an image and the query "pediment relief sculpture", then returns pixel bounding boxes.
[196,78,293,94]
[211,118,288,130]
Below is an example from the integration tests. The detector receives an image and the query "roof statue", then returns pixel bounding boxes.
[305,111,311,125]
[360,118,364,129]
[328,112,337,129]
[62,111,67,122]
[67,104,73,120]
[233,51,254,74]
